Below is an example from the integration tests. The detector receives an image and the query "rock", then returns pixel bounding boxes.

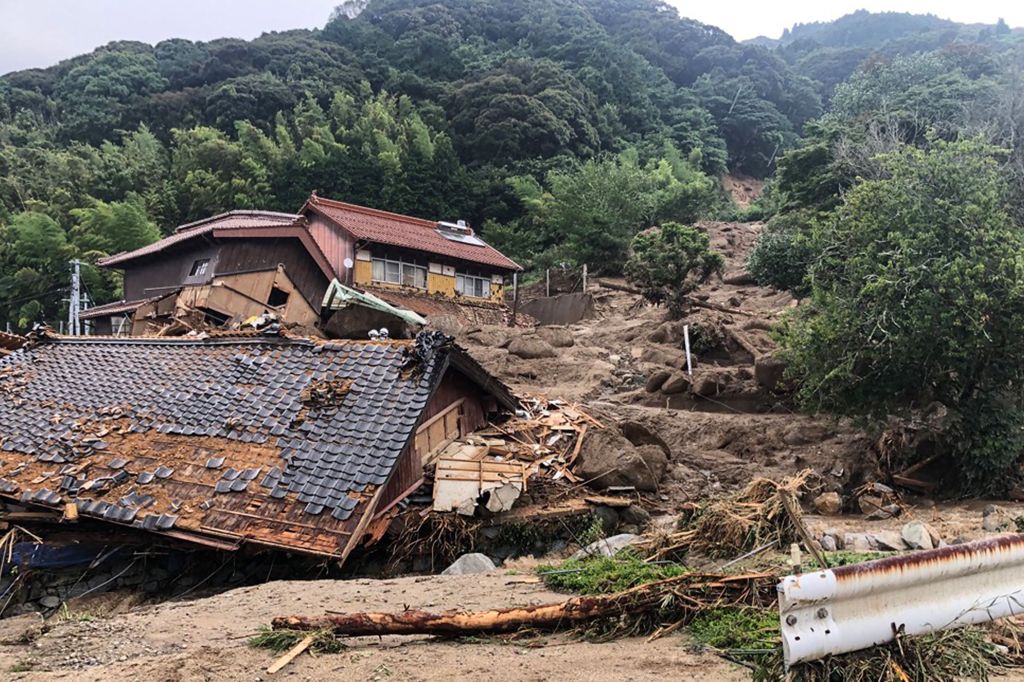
[692,374,719,397]
[619,504,652,528]
[618,421,672,458]
[823,529,844,550]
[507,337,557,359]
[813,492,843,516]
[639,346,687,369]
[820,534,837,552]
[441,553,497,576]
[843,533,876,551]
[645,370,671,393]
[536,326,575,348]
[466,330,508,348]
[871,531,906,551]
[570,533,642,560]
[39,595,61,609]
[575,428,668,492]
[865,504,901,521]
[858,494,884,515]
[660,372,691,395]
[608,354,621,364]
[901,521,934,550]
[754,354,786,391]
[983,514,1010,532]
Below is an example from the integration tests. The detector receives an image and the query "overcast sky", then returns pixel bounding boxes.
[0,0,1021,75]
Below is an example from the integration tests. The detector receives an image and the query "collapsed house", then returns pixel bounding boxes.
[0,329,516,562]
[81,211,336,335]
[83,197,524,337]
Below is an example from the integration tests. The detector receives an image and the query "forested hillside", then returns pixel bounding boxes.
[0,0,1020,333]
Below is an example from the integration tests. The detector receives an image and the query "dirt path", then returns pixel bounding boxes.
[0,572,746,681]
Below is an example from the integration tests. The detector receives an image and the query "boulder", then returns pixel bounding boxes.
[692,373,719,397]
[619,504,652,529]
[660,372,691,395]
[843,533,877,551]
[820,534,837,552]
[618,421,672,458]
[645,370,671,393]
[466,329,509,348]
[508,337,557,359]
[575,429,668,492]
[441,553,497,575]
[813,492,843,516]
[639,346,687,369]
[536,326,575,348]
[39,595,61,609]
[754,354,786,391]
[570,533,642,560]
[900,521,934,550]
[871,531,906,551]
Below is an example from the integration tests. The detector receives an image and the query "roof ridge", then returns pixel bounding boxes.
[309,194,440,229]
[175,209,303,234]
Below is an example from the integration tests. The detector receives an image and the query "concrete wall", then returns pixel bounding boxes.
[519,292,595,326]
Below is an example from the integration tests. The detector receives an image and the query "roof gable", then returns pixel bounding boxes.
[0,332,491,558]
[303,194,522,272]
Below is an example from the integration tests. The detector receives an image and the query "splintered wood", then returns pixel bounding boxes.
[430,395,600,514]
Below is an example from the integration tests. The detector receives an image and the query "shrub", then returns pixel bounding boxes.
[624,222,724,317]
[747,210,816,294]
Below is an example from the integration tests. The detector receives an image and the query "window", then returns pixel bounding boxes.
[371,257,426,289]
[456,273,491,299]
[188,259,210,277]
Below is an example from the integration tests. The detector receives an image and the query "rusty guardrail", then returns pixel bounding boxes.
[778,534,1024,665]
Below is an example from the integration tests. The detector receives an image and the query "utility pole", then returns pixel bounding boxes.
[68,259,81,336]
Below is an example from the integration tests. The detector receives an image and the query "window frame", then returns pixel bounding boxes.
[188,258,210,278]
[455,272,492,299]
[370,256,427,290]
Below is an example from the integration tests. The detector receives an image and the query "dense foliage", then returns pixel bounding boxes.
[624,222,723,317]
[780,139,1024,492]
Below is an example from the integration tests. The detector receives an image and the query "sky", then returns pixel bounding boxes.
[0,0,1022,75]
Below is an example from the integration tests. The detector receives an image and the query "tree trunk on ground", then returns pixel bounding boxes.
[271,573,774,638]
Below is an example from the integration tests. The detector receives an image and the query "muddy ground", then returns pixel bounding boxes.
[0,573,746,681]
[2,218,1019,680]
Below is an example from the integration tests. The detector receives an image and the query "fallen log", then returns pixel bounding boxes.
[271,572,774,638]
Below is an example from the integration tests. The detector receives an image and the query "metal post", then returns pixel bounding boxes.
[582,264,588,292]
[545,269,550,298]
[68,259,81,337]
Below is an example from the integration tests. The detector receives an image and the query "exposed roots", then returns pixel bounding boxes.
[385,512,480,574]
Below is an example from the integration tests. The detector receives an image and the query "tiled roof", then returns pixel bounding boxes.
[98,211,304,267]
[304,195,522,272]
[0,332,464,558]
[0,331,26,352]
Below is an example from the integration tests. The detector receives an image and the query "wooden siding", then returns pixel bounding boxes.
[376,368,491,512]
[123,242,219,301]
[306,212,354,282]
[215,238,329,310]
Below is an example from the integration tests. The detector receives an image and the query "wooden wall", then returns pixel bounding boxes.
[306,213,353,282]
[123,243,219,301]
[216,238,329,310]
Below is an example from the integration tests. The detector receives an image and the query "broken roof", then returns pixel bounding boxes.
[97,211,335,285]
[0,331,26,352]
[302,194,522,272]
[0,331,512,558]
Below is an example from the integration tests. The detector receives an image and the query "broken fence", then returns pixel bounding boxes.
[778,534,1024,665]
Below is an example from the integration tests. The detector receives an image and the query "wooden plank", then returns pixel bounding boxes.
[267,634,315,674]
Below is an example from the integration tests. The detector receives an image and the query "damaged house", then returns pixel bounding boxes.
[302,194,523,327]
[81,211,336,335]
[0,330,516,562]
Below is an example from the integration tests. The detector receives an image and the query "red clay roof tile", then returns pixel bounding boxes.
[304,195,522,272]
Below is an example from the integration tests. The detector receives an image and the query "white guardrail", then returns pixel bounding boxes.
[778,534,1024,665]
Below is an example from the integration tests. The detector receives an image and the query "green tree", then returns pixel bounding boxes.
[0,212,74,330]
[624,222,724,316]
[780,138,1024,492]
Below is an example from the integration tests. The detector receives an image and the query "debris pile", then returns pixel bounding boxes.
[428,395,603,516]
